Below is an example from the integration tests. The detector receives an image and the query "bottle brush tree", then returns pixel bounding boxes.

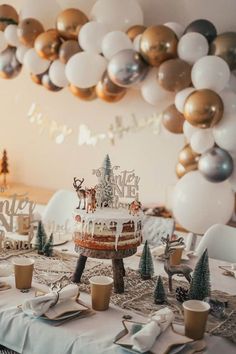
[189,249,211,300]
[139,240,154,280]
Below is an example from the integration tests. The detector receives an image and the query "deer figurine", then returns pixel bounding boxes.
[162,235,192,292]
[73,177,86,209]
[129,199,142,216]
[85,187,97,213]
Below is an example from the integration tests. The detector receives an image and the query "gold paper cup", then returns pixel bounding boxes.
[183,300,210,340]
[89,276,113,311]
[12,258,34,289]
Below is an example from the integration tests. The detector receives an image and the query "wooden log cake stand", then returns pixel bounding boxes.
[72,247,137,294]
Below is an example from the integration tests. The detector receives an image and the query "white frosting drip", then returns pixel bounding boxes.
[75,208,143,251]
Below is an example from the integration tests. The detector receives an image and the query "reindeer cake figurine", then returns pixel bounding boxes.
[73,177,86,210]
[162,235,193,292]
[85,187,97,213]
[129,199,142,216]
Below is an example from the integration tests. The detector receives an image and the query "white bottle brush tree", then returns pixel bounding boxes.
[99,154,114,207]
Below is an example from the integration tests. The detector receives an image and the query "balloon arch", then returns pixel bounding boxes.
[0,0,235,233]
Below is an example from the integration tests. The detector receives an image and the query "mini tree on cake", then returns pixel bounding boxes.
[100,154,114,207]
[35,221,47,254]
[1,150,9,188]
[189,249,211,300]
[43,233,53,257]
[154,276,166,304]
[139,240,154,280]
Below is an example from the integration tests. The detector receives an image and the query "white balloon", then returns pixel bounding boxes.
[91,0,143,31]
[183,121,199,141]
[164,22,184,39]
[102,31,133,60]
[220,89,236,114]
[133,34,142,52]
[0,31,7,53]
[20,0,61,29]
[49,60,68,87]
[190,129,214,154]
[24,48,50,75]
[16,45,29,64]
[175,87,195,113]
[213,113,236,152]
[58,0,97,15]
[173,171,234,234]
[177,33,209,65]
[191,55,230,93]
[79,22,109,54]
[141,68,174,107]
[229,157,236,192]
[4,25,20,47]
[65,52,107,88]
[226,73,236,93]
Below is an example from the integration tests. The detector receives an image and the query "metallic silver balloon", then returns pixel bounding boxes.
[198,147,234,183]
[107,49,148,87]
[0,47,22,79]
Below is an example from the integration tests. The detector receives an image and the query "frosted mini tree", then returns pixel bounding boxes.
[35,221,47,254]
[189,249,211,300]
[43,233,53,257]
[1,149,9,188]
[154,276,166,304]
[100,154,114,207]
[139,240,154,280]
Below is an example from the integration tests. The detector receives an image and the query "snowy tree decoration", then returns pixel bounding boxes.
[189,249,211,300]
[139,240,154,280]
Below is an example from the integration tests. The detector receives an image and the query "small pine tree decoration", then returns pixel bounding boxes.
[154,276,166,304]
[35,221,47,254]
[189,249,211,300]
[1,149,9,188]
[139,240,154,280]
[101,154,114,207]
[43,233,53,257]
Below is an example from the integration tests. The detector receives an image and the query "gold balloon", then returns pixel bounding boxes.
[210,32,236,70]
[158,59,192,92]
[184,89,224,128]
[96,71,127,103]
[178,144,200,168]
[56,8,88,40]
[162,104,185,134]
[30,70,48,85]
[176,162,197,178]
[18,18,44,48]
[70,85,97,101]
[59,40,81,64]
[34,29,62,61]
[126,25,146,41]
[140,25,178,67]
[42,72,63,92]
[0,4,18,31]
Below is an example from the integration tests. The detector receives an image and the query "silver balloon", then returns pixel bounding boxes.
[107,49,148,87]
[198,146,234,183]
[0,47,22,79]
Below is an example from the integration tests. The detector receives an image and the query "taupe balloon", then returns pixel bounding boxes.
[42,73,62,92]
[35,30,62,61]
[184,89,224,129]
[70,85,97,101]
[140,25,178,66]
[0,47,22,79]
[210,32,236,70]
[178,144,200,167]
[158,59,192,92]
[198,146,233,183]
[18,18,44,47]
[162,104,185,134]
[56,8,88,40]
[176,162,197,178]
[59,40,81,64]
[126,25,146,41]
[108,49,148,87]
[0,4,18,31]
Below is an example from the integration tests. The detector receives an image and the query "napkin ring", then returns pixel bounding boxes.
[51,291,60,307]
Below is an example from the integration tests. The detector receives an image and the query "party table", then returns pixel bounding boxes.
[0,250,235,354]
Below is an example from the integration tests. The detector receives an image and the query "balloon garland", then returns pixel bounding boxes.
[0,0,236,233]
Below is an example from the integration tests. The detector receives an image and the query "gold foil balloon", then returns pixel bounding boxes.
[176,162,197,178]
[59,40,81,64]
[42,72,62,92]
[35,29,62,61]
[70,85,97,101]
[31,72,43,85]
[17,18,44,47]
[0,47,22,79]
[140,25,178,66]
[184,89,224,128]
[96,71,127,103]
[126,25,146,41]
[162,104,185,134]
[56,8,88,40]
[210,32,236,70]
[158,58,192,92]
[178,144,200,167]
[0,4,18,31]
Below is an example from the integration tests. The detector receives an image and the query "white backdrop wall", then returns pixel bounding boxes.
[0,0,235,204]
